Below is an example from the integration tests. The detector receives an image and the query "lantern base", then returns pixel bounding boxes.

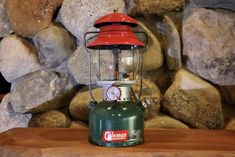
[89,137,144,147]
[88,101,145,147]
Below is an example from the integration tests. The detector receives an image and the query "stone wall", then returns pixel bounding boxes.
[0,0,234,132]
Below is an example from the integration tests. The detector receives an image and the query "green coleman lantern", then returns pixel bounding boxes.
[84,12,147,147]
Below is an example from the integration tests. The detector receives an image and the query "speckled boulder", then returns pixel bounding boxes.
[67,46,98,85]
[70,121,88,129]
[33,25,76,69]
[145,115,189,129]
[0,0,12,37]
[128,0,185,16]
[183,8,235,85]
[69,87,103,122]
[29,110,71,128]
[6,0,63,37]
[57,0,125,44]
[133,77,161,120]
[0,35,41,82]
[10,70,75,113]
[0,94,31,133]
[162,69,224,129]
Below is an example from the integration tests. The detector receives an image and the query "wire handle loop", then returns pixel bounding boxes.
[84,32,99,102]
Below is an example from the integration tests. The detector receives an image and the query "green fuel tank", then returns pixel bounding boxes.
[89,101,145,147]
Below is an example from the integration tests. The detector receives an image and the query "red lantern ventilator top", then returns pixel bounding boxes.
[87,13,145,50]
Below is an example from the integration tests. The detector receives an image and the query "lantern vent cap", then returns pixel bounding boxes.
[94,13,138,28]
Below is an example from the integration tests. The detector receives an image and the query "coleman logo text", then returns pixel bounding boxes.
[102,130,128,142]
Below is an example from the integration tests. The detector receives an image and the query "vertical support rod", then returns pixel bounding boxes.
[84,32,99,102]
[132,49,135,80]
[113,49,119,80]
[98,50,101,79]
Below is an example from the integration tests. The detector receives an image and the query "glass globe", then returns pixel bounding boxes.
[92,49,140,81]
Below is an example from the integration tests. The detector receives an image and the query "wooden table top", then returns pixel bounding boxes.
[0,128,235,156]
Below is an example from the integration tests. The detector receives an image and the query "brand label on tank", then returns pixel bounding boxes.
[102,130,128,142]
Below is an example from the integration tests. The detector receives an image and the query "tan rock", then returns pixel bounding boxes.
[162,69,224,129]
[70,121,88,129]
[29,110,71,128]
[136,22,163,72]
[136,15,182,71]
[6,0,62,37]
[133,77,161,120]
[164,11,182,35]
[129,0,185,17]
[69,87,103,122]
[145,115,189,129]
[225,118,235,130]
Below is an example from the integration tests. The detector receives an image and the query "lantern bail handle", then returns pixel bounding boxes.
[84,31,100,102]
[133,31,148,99]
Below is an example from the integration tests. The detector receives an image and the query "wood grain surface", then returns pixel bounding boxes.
[0,128,235,156]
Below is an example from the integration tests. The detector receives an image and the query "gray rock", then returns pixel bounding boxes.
[0,35,41,82]
[162,69,224,129]
[52,60,78,86]
[183,8,235,86]
[57,0,125,44]
[10,70,75,113]
[0,94,31,133]
[190,0,235,11]
[0,0,13,37]
[33,25,76,69]
[68,46,98,85]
